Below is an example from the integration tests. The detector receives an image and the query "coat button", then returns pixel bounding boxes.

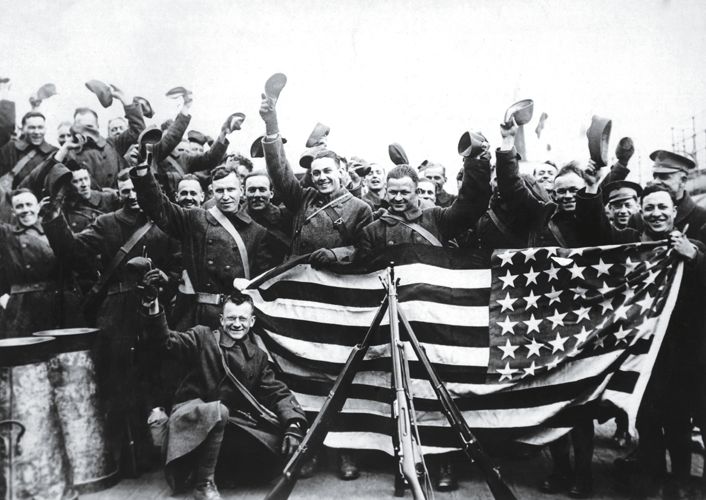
[388,241,394,245]
[225,265,231,270]
[207,239,213,244]
[21,243,27,248]
[25,264,31,269]
[208,260,214,265]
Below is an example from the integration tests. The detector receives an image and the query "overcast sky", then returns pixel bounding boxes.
[1,0,705,186]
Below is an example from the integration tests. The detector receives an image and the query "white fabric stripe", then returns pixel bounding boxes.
[256,263,491,291]
[252,292,489,327]
[322,431,452,456]
[265,329,490,367]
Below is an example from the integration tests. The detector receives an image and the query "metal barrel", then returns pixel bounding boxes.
[33,328,118,494]
[0,336,75,500]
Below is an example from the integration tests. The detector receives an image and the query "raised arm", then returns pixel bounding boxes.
[110,86,146,156]
[131,166,194,240]
[153,111,190,163]
[0,81,14,148]
[259,95,305,213]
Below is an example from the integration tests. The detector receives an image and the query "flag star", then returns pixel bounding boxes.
[497,362,518,382]
[524,290,540,310]
[644,270,659,287]
[645,259,658,270]
[591,258,613,277]
[569,263,586,280]
[548,332,569,353]
[593,334,606,350]
[545,247,558,257]
[521,248,539,262]
[497,250,515,267]
[574,326,591,345]
[570,286,588,300]
[498,339,520,360]
[545,356,561,370]
[547,309,567,329]
[614,324,632,345]
[598,281,614,295]
[522,361,538,378]
[497,316,518,335]
[544,264,560,282]
[544,286,563,305]
[621,286,635,302]
[569,248,585,257]
[636,293,653,313]
[523,266,540,286]
[499,270,518,289]
[497,292,517,312]
[599,297,614,313]
[624,257,639,275]
[523,314,543,334]
[574,306,591,323]
[525,336,545,358]
[614,303,631,320]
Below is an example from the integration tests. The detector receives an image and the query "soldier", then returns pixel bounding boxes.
[175,174,205,209]
[41,167,180,474]
[131,163,275,330]
[363,163,387,210]
[415,179,437,205]
[0,188,83,338]
[140,290,306,500]
[259,95,372,268]
[0,110,57,190]
[70,84,145,188]
[420,161,456,208]
[603,180,641,231]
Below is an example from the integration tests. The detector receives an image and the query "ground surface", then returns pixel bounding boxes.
[83,421,705,499]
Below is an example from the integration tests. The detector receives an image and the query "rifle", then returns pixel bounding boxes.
[265,295,389,500]
[386,266,426,499]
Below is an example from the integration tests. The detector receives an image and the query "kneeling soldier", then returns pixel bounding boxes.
[140,280,306,500]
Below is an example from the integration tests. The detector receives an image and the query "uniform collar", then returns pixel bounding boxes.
[114,206,148,225]
[218,330,254,359]
[15,139,54,154]
[248,202,277,224]
[315,187,349,205]
[206,206,253,226]
[381,199,424,224]
[13,221,44,235]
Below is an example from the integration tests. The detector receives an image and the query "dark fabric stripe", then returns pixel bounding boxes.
[255,313,490,348]
[257,281,490,308]
[605,370,640,393]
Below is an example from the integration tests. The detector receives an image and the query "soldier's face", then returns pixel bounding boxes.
[71,169,92,200]
[416,180,436,203]
[220,301,256,340]
[310,157,341,195]
[533,164,557,193]
[176,179,204,209]
[108,119,127,139]
[22,116,46,146]
[367,165,386,192]
[175,140,190,158]
[245,175,272,212]
[11,192,39,227]
[607,196,639,229]
[642,191,676,235]
[423,166,446,194]
[552,172,585,212]
[652,171,685,199]
[118,178,140,211]
[189,141,204,155]
[212,172,241,213]
[386,176,418,213]
[57,124,71,146]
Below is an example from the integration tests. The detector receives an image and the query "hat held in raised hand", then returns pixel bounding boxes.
[504,99,534,127]
[457,131,489,158]
[305,122,330,148]
[250,135,288,158]
[388,143,409,166]
[85,80,113,108]
[224,112,246,133]
[165,86,192,99]
[134,96,154,119]
[264,73,287,102]
[586,115,612,168]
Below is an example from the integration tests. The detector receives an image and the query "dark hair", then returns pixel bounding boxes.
[387,165,419,186]
[210,165,241,185]
[229,154,254,172]
[223,291,254,310]
[21,111,46,127]
[641,182,677,205]
[73,107,98,122]
[555,162,587,182]
[244,171,271,189]
[178,174,203,190]
[420,161,446,177]
[311,149,341,168]
[10,188,34,201]
[116,168,131,183]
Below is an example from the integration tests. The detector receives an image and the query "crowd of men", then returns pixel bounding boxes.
[0,76,705,500]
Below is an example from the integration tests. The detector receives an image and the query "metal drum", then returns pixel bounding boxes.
[33,328,118,494]
[0,336,74,500]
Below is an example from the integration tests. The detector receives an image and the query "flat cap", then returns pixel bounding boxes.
[187,130,207,146]
[85,79,113,108]
[250,135,287,158]
[603,180,642,204]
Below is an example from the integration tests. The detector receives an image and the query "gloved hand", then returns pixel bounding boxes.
[308,248,336,269]
[136,268,169,303]
[281,422,305,457]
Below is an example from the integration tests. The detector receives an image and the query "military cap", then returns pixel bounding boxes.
[250,135,287,159]
[650,150,696,174]
[388,143,409,166]
[138,126,162,145]
[36,83,57,100]
[165,86,191,98]
[85,79,113,108]
[602,180,642,204]
[299,146,325,169]
[187,130,207,146]
[305,122,330,148]
[134,96,154,119]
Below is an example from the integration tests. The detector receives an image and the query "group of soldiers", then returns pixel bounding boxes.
[0,75,705,500]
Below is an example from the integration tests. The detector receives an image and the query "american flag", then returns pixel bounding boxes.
[245,244,682,454]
